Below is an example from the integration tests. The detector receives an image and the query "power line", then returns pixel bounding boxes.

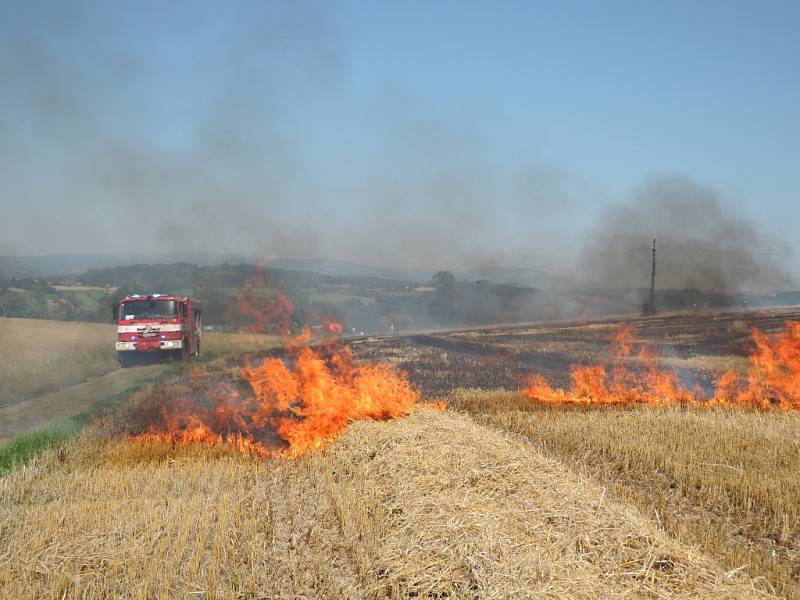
[609,233,793,249]
[526,246,800,274]
[658,247,800,259]
[522,242,800,280]
[525,250,641,272]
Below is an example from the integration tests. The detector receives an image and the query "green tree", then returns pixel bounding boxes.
[429,271,459,323]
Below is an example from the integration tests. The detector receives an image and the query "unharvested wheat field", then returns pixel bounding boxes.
[201,329,282,357]
[0,317,280,407]
[0,318,282,442]
[0,317,118,407]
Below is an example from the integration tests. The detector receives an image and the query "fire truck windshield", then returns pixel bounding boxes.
[122,299,178,320]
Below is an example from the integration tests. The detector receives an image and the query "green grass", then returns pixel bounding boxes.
[309,290,366,303]
[0,424,78,476]
[60,288,107,312]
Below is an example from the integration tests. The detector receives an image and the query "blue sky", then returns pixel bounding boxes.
[1,0,798,281]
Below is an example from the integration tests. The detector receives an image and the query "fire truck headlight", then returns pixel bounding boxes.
[115,341,135,351]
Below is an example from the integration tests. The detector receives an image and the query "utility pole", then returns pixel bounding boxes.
[649,236,657,314]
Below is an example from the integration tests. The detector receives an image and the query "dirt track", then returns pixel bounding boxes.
[0,364,165,446]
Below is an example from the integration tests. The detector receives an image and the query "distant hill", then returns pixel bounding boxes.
[0,253,563,288]
[77,262,416,292]
[0,254,427,282]
[3,256,798,332]
[268,259,432,282]
[0,253,260,279]
[454,266,563,288]
[266,260,561,287]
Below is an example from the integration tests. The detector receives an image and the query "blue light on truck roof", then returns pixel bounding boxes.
[131,294,140,298]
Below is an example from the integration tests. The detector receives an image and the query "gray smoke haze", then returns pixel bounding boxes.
[0,2,343,258]
[579,176,795,293]
[0,2,795,293]
[0,1,594,274]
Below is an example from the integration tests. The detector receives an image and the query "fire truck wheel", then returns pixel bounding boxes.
[118,353,136,368]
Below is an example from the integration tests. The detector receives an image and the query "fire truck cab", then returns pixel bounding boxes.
[113,294,201,366]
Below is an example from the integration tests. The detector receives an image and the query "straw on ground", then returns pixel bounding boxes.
[0,409,775,599]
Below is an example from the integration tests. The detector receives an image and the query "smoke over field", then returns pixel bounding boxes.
[579,176,795,293]
[2,3,796,292]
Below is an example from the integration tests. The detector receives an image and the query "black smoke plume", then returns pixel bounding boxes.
[579,176,794,293]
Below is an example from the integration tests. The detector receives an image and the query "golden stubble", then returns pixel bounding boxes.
[0,409,775,599]
[451,389,800,598]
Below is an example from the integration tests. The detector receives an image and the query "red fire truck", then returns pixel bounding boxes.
[113,294,202,366]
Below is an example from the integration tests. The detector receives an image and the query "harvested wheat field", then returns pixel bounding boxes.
[451,390,800,599]
[0,409,773,599]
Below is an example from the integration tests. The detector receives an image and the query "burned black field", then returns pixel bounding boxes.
[348,307,800,397]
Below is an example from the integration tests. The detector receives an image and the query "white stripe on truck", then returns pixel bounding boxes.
[117,324,185,333]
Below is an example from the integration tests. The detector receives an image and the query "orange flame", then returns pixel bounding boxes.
[130,264,419,455]
[709,322,800,410]
[243,345,418,454]
[229,264,294,335]
[130,328,419,456]
[524,322,800,411]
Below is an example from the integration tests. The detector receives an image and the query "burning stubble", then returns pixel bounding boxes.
[523,321,800,411]
[122,327,421,456]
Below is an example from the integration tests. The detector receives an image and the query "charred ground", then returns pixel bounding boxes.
[348,307,800,396]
